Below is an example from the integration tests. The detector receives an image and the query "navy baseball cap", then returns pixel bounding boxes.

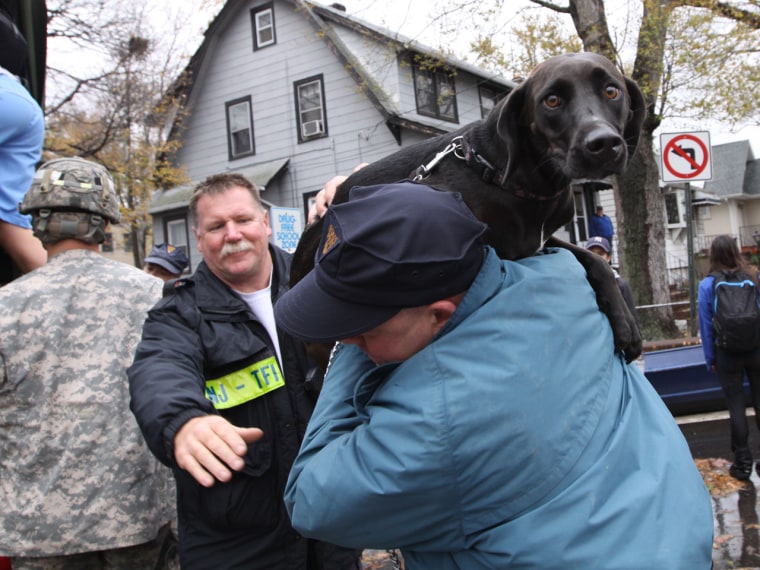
[585,236,611,254]
[145,243,189,275]
[274,180,488,343]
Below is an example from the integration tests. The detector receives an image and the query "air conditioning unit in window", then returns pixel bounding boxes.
[302,120,324,138]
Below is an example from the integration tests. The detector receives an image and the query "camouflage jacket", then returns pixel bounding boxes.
[0,248,174,557]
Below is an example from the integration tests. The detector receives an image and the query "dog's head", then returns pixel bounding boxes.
[497,52,646,184]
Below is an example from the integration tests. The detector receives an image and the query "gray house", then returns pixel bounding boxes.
[149,0,518,271]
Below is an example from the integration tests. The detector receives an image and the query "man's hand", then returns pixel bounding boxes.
[307,163,369,224]
[174,415,263,487]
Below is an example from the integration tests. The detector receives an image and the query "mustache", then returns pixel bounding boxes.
[221,240,254,258]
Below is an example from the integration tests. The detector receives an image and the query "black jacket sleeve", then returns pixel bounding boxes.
[128,292,215,466]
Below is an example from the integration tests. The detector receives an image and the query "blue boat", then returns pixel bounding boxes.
[643,343,750,416]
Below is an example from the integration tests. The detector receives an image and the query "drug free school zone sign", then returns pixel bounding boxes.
[270,207,304,253]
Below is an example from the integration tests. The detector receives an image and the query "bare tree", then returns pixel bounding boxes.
[43,0,218,266]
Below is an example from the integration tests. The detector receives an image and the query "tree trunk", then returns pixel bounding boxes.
[620,0,679,338]
[568,0,679,339]
[616,129,679,338]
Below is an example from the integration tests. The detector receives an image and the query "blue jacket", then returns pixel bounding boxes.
[698,274,718,368]
[589,213,614,240]
[285,248,713,569]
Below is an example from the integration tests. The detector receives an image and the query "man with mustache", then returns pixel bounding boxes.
[128,173,360,570]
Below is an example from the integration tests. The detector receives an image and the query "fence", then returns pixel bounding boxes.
[698,226,760,255]
[642,228,760,338]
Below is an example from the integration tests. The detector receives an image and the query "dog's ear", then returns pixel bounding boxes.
[496,83,528,182]
[623,77,647,163]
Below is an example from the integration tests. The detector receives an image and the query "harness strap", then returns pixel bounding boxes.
[413,134,567,202]
[459,136,503,185]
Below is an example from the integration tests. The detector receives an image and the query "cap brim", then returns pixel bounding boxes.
[274,270,400,343]
[145,256,181,274]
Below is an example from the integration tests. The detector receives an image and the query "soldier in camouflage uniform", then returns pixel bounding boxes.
[0,158,176,569]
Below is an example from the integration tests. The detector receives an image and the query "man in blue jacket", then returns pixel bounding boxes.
[589,204,614,243]
[275,180,713,569]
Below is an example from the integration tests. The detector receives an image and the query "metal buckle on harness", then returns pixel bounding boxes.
[413,136,464,181]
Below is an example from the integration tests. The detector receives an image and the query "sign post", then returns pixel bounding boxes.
[660,131,713,336]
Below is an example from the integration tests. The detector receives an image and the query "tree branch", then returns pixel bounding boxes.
[528,0,572,13]
[681,0,760,29]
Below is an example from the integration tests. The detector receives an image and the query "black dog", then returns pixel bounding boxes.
[292,52,647,362]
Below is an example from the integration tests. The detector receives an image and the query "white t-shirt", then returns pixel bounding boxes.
[235,273,282,364]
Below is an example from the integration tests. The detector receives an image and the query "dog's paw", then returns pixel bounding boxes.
[612,315,643,363]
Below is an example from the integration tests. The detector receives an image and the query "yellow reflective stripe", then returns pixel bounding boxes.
[204,356,284,410]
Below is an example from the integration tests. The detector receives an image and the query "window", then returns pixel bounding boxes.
[479,84,507,119]
[166,216,190,272]
[573,189,587,244]
[665,193,681,225]
[251,4,276,50]
[225,96,254,160]
[294,75,327,142]
[412,60,458,122]
[303,190,319,219]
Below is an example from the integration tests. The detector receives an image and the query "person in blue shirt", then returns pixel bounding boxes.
[0,9,46,280]
[698,234,760,481]
[275,180,713,570]
[589,204,614,243]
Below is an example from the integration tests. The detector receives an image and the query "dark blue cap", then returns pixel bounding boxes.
[145,243,189,275]
[585,236,611,254]
[274,180,488,343]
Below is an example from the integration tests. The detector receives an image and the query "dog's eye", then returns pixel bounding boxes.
[544,94,561,108]
[605,85,621,100]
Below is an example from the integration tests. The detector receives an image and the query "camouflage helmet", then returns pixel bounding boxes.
[19,157,120,244]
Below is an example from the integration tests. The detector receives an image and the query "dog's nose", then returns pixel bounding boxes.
[584,128,625,163]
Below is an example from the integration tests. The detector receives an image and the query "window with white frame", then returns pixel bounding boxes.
[225,96,254,160]
[251,3,275,50]
[295,75,327,141]
[412,59,458,122]
[665,192,679,224]
[664,192,685,227]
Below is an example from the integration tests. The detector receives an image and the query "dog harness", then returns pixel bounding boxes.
[414,135,567,201]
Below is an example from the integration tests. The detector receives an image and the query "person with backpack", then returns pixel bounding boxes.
[698,234,760,480]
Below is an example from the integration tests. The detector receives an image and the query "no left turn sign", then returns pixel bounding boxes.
[660,131,713,182]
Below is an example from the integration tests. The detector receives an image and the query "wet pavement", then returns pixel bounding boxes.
[711,473,760,569]
[679,411,760,569]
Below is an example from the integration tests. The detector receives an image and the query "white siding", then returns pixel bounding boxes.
[176,1,405,210]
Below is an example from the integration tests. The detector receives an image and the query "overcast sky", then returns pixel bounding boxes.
[46,0,759,151]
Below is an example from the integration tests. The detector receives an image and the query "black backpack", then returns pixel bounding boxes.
[711,270,760,352]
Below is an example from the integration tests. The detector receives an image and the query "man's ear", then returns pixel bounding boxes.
[429,296,462,334]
